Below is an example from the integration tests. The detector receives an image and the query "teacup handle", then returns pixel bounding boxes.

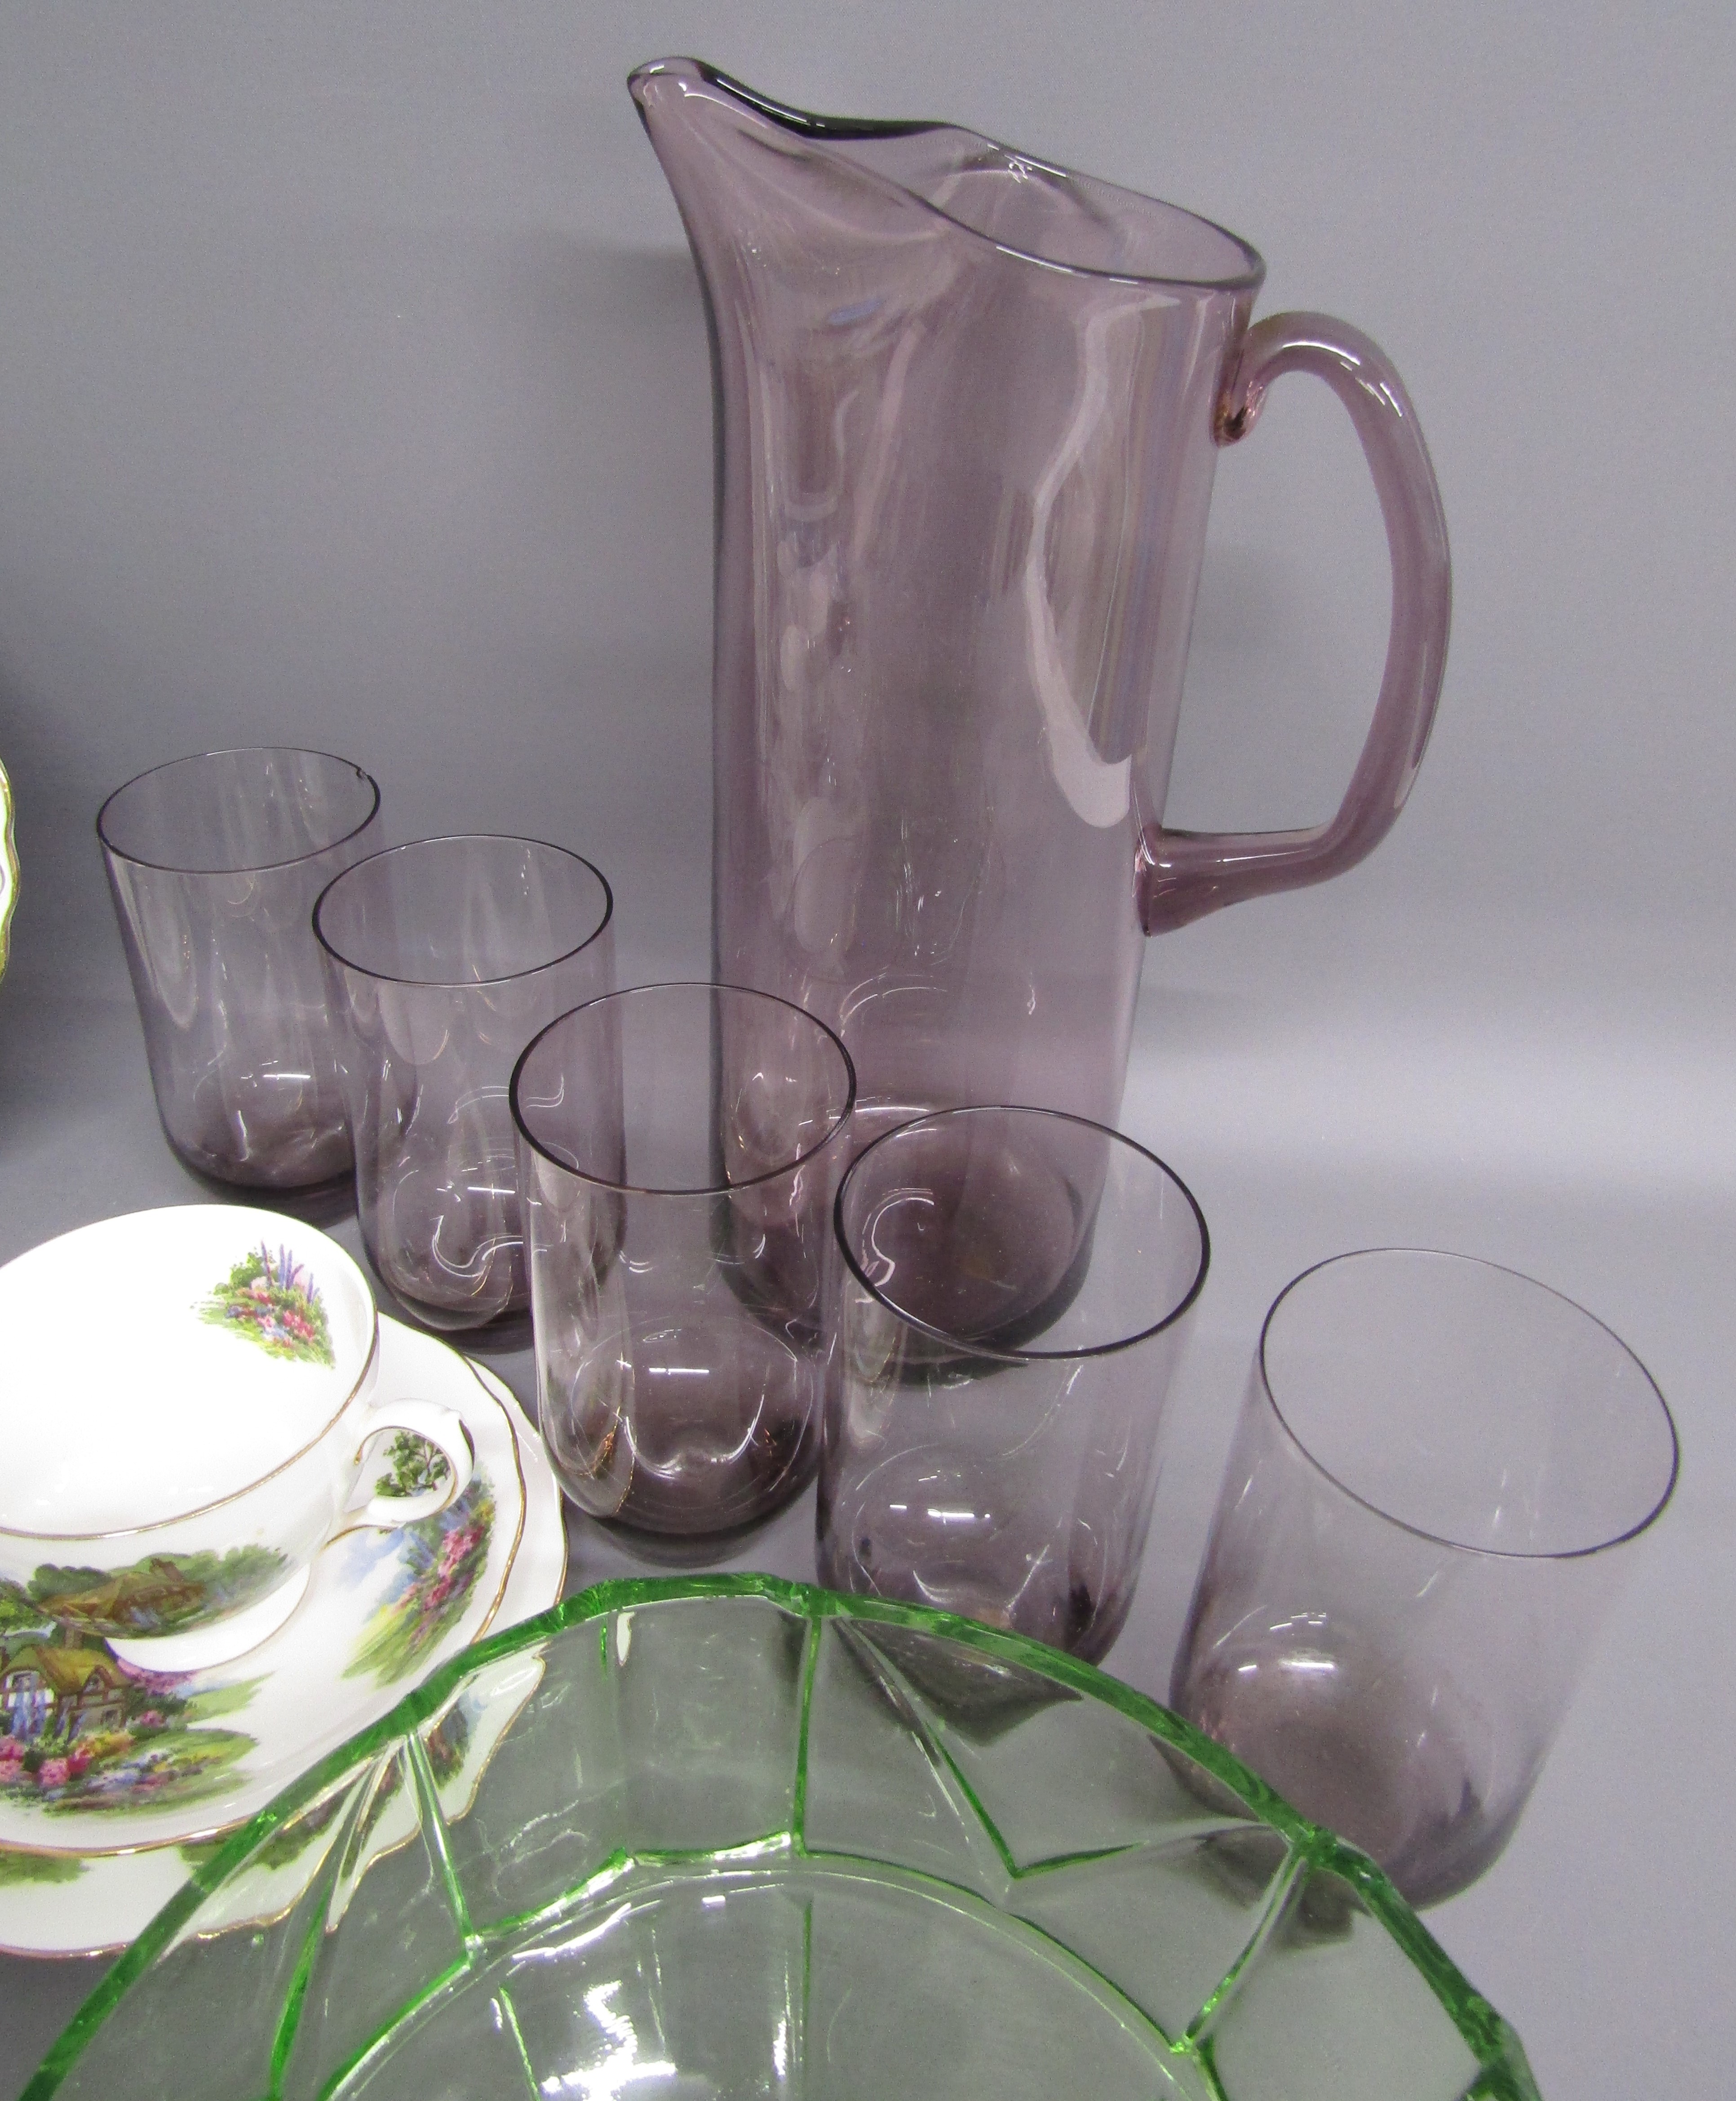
[1137,311,1451,934]
[339,1398,475,1531]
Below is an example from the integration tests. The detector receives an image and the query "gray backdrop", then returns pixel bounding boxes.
[1,6,1731,2096]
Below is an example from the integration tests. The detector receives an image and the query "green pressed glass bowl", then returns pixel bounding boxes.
[26,1577,1537,2101]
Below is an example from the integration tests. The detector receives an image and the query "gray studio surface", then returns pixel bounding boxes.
[0,8,1731,2097]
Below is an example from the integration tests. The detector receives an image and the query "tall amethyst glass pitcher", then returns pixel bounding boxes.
[632,60,1449,1135]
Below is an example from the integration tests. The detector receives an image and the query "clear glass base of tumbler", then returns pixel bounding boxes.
[547,1313,824,1556]
[171,1134,356,1212]
[1172,1635,1522,1908]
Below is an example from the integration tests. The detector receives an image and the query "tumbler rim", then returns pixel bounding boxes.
[1256,1246,1681,1564]
[312,833,616,989]
[833,1104,1210,1364]
[96,747,382,875]
[510,980,858,1197]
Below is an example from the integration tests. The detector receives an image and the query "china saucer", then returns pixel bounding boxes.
[0,1319,565,1956]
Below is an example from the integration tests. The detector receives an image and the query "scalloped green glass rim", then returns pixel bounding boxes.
[23,1572,1538,2101]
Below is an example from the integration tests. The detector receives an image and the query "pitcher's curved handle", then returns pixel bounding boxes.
[1137,312,1450,935]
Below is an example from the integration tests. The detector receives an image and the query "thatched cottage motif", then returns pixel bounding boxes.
[0,1644,129,1742]
[36,1556,208,1635]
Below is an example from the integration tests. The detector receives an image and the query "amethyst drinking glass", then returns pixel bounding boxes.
[512,982,855,1552]
[1170,1250,1679,1906]
[314,835,614,1332]
[98,748,381,1190]
[818,1106,1209,1662]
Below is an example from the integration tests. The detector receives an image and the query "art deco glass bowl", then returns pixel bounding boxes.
[25,1577,1538,2101]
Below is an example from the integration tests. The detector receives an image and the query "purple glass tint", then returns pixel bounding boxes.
[511,983,856,1554]
[818,1106,1208,1662]
[97,748,381,1189]
[1171,1250,1679,1907]
[314,835,614,1332]
[633,60,1449,1135]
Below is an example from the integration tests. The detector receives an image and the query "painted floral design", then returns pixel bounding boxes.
[199,1242,335,1366]
[372,1430,452,1502]
[345,1478,496,1688]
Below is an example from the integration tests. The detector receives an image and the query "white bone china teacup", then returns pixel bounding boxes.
[0,1206,473,1667]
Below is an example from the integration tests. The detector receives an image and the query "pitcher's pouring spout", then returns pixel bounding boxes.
[629,59,1449,1132]
[630,59,1266,289]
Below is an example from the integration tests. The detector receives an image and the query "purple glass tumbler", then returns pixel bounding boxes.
[1170,1250,1679,1906]
[512,982,855,1553]
[98,748,381,1190]
[818,1106,1209,1661]
[314,835,614,1332]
